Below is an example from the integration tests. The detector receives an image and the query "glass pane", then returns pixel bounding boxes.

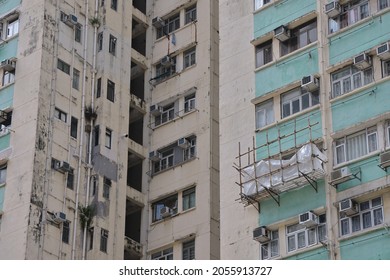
[302,93,310,110]
[270,240,279,257]
[367,133,377,153]
[292,99,300,114]
[287,235,295,252]
[360,3,369,19]
[318,225,326,242]
[343,77,351,94]
[308,228,316,245]
[352,73,361,89]
[372,197,382,207]
[341,219,349,235]
[373,208,383,226]
[282,103,290,118]
[333,81,341,97]
[351,215,361,232]
[362,212,372,229]
[364,68,373,84]
[297,232,306,249]
[346,132,367,161]
[336,145,346,164]
[261,245,268,259]
[360,201,370,211]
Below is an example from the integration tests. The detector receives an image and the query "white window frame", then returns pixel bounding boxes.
[105,128,112,149]
[97,32,103,51]
[182,187,196,211]
[152,194,178,222]
[6,18,19,39]
[100,229,108,253]
[185,5,197,24]
[155,103,175,126]
[378,0,390,10]
[281,88,319,119]
[261,230,279,260]
[183,47,196,69]
[54,108,67,122]
[184,94,196,113]
[0,165,7,185]
[382,59,390,78]
[109,34,117,55]
[184,138,196,161]
[280,20,317,57]
[182,239,195,260]
[72,68,80,90]
[386,121,390,148]
[254,0,271,10]
[255,41,273,68]
[329,0,370,34]
[155,56,177,82]
[331,65,373,98]
[156,14,180,39]
[334,126,378,165]
[340,197,384,236]
[152,247,173,260]
[154,149,174,173]
[255,99,274,129]
[2,71,15,86]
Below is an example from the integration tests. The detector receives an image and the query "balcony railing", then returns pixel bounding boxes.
[124,236,142,257]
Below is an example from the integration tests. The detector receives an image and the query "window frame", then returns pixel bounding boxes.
[156,13,180,39]
[155,103,175,126]
[255,99,274,129]
[155,56,177,82]
[103,176,111,199]
[184,137,196,161]
[74,24,82,43]
[254,0,271,10]
[105,128,112,149]
[378,0,390,10]
[107,79,115,102]
[281,87,319,119]
[382,59,390,78]
[62,221,70,244]
[260,230,279,260]
[182,239,195,260]
[2,70,15,86]
[184,93,196,113]
[152,194,178,222]
[331,65,373,98]
[0,165,7,185]
[151,247,173,260]
[72,68,80,90]
[54,108,67,122]
[183,47,196,69]
[109,34,117,55]
[97,32,103,51]
[111,0,118,11]
[182,187,196,211]
[100,228,109,253]
[67,169,74,190]
[6,18,19,39]
[255,41,273,68]
[57,59,70,75]
[70,116,78,139]
[185,5,197,24]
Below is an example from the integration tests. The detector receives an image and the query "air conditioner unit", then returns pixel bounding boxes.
[253,226,270,244]
[379,150,390,169]
[0,59,16,71]
[0,125,9,136]
[325,1,341,18]
[149,151,162,162]
[53,211,66,223]
[301,75,319,91]
[161,56,172,67]
[330,166,352,185]
[339,199,359,216]
[376,43,390,60]
[150,105,162,116]
[160,206,172,218]
[58,161,71,173]
[299,211,318,227]
[152,17,165,28]
[353,53,371,70]
[178,138,189,149]
[274,25,290,42]
[65,14,78,27]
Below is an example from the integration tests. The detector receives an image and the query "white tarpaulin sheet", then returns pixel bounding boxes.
[242,143,326,196]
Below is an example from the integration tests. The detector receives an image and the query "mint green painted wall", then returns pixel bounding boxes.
[0,37,18,62]
[256,109,322,159]
[0,0,21,15]
[0,185,4,211]
[0,84,14,109]
[336,156,385,192]
[253,0,316,39]
[0,133,10,151]
[284,246,329,260]
[331,82,390,133]
[255,47,319,97]
[259,182,326,226]
[340,229,390,259]
[329,12,390,65]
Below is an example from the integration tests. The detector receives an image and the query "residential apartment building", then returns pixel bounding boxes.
[0,0,219,260]
[221,0,390,260]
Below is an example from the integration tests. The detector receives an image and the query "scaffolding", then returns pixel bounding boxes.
[234,119,327,210]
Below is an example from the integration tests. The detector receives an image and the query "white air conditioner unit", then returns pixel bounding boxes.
[299,211,318,227]
[57,161,71,173]
[161,56,172,67]
[160,206,172,218]
[178,138,189,149]
[65,14,78,27]
[150,105,162,116]
[376,42,390,60]
[330,166,352,185]
[339,199,359,216]
[152,17,165,28]
[274,25,290,42]
[301,75,319,91]
[149,151,162,162]
[253,226,270,244]
[379,150,390,169]
[0,59,16,71]
[353,53,371,70]
[53,211,66,223]
[325,1,341,18]
[0,125,9,136]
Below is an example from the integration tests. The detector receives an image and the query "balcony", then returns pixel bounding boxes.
[126,184,145,207]
[124,236,142,259]
[130,93,146,114]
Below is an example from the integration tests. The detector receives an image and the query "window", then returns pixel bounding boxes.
[97,32,103,51]
[2,70,15,86]
[96,78,102,98]
[329,0,370,33]
[152,194,178,222]
[331,65,373,98]
[100,229,108,253]
[185,5,197,24]
[255,99,274,129]
[101,0,105,7]
[107,79,115,102]
[261,230,279,260]
[281,87,319,118]
[105,128,112,149]
[103,177,111,199]
[151,247,173,260]
[67,169,74,190]
[155,56,177,82]
[154,148,174,173]
[156,14,180,39]
[254,0,271,10]
[184,138,196,161]
[89,227,94,250]
[256,41,273,68]
[281,20,317,56]
[379,0,389,10]
[72,69,80,90]
[155,103,175,126]
[340,197,383,236]
[70,116,78,138]
[0,165,7,185]
[6,18,19,38]
[75,24,82,43]
[111,0,117,11]
[54,108,67,122]
[57,59,70,75]
[334,126,377,165]
[91,177,98,197]
[286,214,326,253]
[382,60,390,77]
[94,125,100,146]
[62,221,70,244]
[183,187,196,211]
[182,239,195,260]
[109,34,117,55]
[184,47,196,69]
[184,94,196,113]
